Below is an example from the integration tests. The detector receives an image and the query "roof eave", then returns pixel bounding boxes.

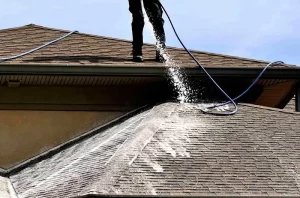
[78,194,300,198]
[0,64,299,79]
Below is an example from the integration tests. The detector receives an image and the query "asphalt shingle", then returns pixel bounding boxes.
[9,103,300,197]
[0,24,293,68]
[285,96,296,112]
[0,176,17,198]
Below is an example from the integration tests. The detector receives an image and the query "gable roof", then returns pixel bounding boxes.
[9,102,300,197]
[0,24,295,68]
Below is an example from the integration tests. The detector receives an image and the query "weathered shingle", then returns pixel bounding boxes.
[0,176,17,198]
[284,96,296,112]
[10,103,300,197]
[0,24,294,68]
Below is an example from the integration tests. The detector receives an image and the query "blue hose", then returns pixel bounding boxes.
[158,2,283,115]
[214,60,284,108]
[0,30,78,62]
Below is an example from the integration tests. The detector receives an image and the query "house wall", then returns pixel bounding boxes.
[0,85,165,111]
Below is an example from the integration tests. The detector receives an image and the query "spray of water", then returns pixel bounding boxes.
[141,3,193,103]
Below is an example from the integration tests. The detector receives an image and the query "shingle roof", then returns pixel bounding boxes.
[0,24,294,68]
[10,103,300,197]
[284,96,296,112]
[0,176,17,198]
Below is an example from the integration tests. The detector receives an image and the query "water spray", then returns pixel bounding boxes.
[141,0,193,104]
[156,0,284,116]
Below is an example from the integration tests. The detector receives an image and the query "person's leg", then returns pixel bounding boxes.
[129,0,144,62]
[143,0,166,61]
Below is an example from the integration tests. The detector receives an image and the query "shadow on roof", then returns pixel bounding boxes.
[24,56,156,63]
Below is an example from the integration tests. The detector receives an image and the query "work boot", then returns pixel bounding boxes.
[132,47,143,62]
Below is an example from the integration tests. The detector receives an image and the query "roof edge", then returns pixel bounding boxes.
[78,194,300,198]
[0,24,33,33]
[0,64,300,78]
[0,168,8,177]
[240,103,300,115]
[0,176,18,198]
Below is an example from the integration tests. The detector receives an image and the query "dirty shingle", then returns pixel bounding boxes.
[0,24,294,68]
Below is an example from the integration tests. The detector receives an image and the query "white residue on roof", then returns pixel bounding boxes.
[284,162,300,191]
[155,105,195,158]
[143,156,164,173]
[158,141,177,157]
[142,174,157,195]
[0,177,18,198]
[128,104,176,167]
[152,163,163,173]
[157,132,191,158]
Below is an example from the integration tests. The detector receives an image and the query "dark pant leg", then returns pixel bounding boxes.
[128,0,144,48]
[143,0,166,48]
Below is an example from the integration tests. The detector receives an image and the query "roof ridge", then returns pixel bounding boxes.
[27,24,71,33]
[0,24,34,33]
[240,103,300,115]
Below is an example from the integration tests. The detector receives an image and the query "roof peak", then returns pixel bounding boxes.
[0,23,66,33]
